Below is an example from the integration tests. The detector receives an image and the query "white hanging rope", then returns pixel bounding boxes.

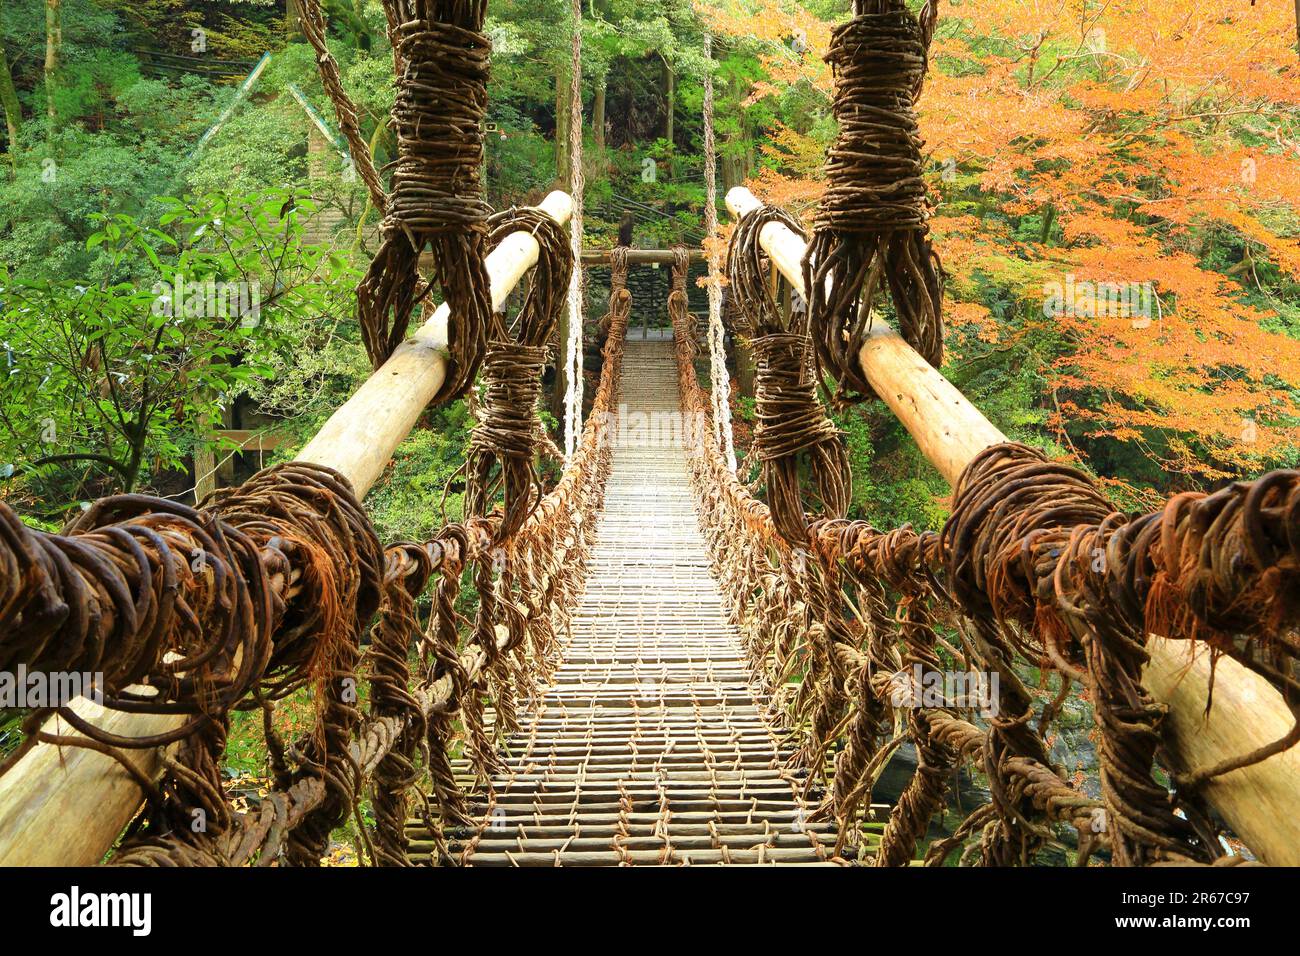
[702,31,737,472]
[563,0,585,461]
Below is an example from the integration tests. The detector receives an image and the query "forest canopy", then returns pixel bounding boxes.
[0,0,1296,532]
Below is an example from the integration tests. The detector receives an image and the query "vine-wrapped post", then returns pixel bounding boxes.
[803,0,944,407]
[727,206,850,546]
[356,0,494,403]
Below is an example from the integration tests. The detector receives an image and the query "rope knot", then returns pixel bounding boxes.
[469,344,549,462]
[727,207,851,546]
[805,0,944,406]
[454,206,573,544]
[355,1,493,393]
[821,9,927,233]
[749,332,842,466]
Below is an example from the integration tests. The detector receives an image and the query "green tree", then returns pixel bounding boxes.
[0,187,354,504]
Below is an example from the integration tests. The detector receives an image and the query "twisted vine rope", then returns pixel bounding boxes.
[298,0,388,214]
[606,246,632,336]
[804,0,944,406]
[448,206,574,802]
[562,0,586,460]
[366,541,431,866]
[0,462,383,865]
[3,212,1294,870]
[697,3,1298,856]
[0,354,618,868]
[726,207,850,546]
[668,246,692,329]
[356,0,492,398]
[0,197,620,866]
[946,445,1300,865]
[450,241,628,863]
[701,31,737,472]
[456,207,574,542]
[362,292,625,865]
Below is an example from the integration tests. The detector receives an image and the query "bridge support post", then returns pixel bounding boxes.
[725,185,1300,866]
[734,336,756,400]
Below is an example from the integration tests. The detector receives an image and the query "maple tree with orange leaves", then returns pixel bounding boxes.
[704,0,1299,504]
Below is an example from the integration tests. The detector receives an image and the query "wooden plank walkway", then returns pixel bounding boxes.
[409,338,836,865]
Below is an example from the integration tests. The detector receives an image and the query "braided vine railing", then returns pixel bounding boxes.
[0,226,629,868]
[670,252,1300,866]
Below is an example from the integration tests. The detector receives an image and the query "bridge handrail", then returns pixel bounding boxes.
[695,204,1300,864]
[0,194,578,867]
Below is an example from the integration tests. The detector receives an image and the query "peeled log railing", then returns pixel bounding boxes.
[724,186,1300,866]
[0,192,575,867]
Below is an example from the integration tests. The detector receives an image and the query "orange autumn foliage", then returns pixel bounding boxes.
[704,0,1300,485]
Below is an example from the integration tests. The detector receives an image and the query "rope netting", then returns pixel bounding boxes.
[671,252,1300,866]
[451,242,629,863]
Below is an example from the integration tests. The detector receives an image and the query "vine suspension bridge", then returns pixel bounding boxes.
[0,0,1297,869]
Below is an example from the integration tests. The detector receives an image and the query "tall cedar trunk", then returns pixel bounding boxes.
[663,57,674,146]
[555,66,569,187]
[0,44,21,158]
[735,336,756,399]
[721,74,752,190]
[44,0,61,125]
[193,441,217,503]
[590,75,607,177]
[552,294,569,423]
[721,75,739,190]
[286,0,302,38]
[592,79,605,152]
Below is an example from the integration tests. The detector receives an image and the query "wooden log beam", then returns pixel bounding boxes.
[422,247,701,271]
[725,188,1001,486]
[578,248,704,266]
[0,191,574,867]
[1143,640,1300,864]
[725,186,1300,866]
[302,190,574,495]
